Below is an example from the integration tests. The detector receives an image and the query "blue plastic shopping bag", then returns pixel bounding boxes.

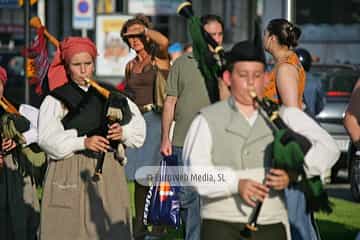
[143,155,180,228]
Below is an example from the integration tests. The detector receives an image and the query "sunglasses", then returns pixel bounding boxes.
[123,33,145,40]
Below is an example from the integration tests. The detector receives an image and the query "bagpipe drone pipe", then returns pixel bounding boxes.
[29,16,133,181]
[177,1,226,103]
[242,90,333,235]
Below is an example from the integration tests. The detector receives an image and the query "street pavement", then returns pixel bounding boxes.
[326,169,355,202]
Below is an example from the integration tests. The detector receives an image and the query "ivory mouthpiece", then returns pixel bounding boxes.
[177,1,192,14]
[83,78,91,84]
[214,46,224,54]
[249,88,257,99]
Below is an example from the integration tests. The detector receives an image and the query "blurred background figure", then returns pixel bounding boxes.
[0,65,42,240]
[263,18,321,240]
[168,42,183,65]
[345,78,360,149]
[183,43,193,53]
[344,77,360,149]
[312,55,321,63]
[344,77,360,202]
[120,14,170,240]
[295,48,325,117]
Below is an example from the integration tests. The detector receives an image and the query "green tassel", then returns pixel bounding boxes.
[301,176,333,214]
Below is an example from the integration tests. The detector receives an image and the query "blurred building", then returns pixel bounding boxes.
[1,0,359,77]
[0,0,256,52]
[262,0,360,64]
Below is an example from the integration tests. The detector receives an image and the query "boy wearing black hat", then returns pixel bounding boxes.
[183,36,339,239]
[183,39,290,239]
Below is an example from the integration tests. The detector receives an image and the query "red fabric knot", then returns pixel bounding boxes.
[47,37,98,91]
[0,66,7,85]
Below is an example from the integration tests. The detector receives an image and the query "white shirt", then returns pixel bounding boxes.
[279,106,340,177]
[19,104,39,146]
[183,106,340,199]
[38,87,146,160]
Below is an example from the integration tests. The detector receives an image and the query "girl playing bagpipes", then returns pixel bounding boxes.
[38,37,146,240]
[0,66,43,240]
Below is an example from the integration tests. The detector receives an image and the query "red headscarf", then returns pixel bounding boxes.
[47,37,97,91]
[0,66,7,85]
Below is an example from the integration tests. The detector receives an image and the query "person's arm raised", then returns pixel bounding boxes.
[145,27,169,60]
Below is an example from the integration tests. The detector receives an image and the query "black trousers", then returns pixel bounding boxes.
[201,219,287,240]
[133,182,148,238]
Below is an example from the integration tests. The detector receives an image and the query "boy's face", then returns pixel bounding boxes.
[225,61,265,106]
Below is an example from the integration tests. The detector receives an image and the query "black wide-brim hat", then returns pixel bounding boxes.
[225,41,266,65]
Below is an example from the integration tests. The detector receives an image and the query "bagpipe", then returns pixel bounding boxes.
[177,1,226,103]
[0,99,17,183]
[242,90,332,235]
[29,17,133,181]
[0,96,47,186]
[0,95,24,183]
[30,16,60,48]
[83,77,133,181]
[0,97,21,115]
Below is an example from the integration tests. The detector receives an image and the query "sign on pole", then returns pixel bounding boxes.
[73,0,94,30]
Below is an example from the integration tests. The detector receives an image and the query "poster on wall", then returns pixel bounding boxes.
[96,14,136,77]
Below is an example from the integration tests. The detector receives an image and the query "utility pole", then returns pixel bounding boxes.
[285,0,296,23]
[24,0,30,104]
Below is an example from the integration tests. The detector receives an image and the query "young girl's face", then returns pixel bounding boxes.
[67,52,94,86]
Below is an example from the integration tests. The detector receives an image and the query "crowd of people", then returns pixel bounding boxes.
[1,10,356,240]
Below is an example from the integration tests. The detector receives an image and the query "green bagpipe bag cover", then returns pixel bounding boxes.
[273,129,332,213]
[186,16,220,103]
[0,113,46,183]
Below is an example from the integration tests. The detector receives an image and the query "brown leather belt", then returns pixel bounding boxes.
[139,103,154,114]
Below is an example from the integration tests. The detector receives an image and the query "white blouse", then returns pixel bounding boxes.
[19,104,39,146]
[38,89,146,160]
